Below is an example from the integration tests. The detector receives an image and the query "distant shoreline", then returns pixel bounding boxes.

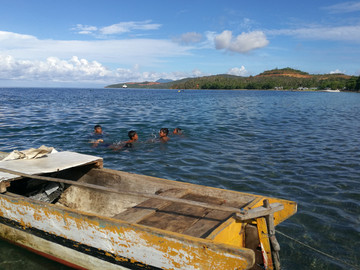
[105,68,360,92]
[104,87,358,93]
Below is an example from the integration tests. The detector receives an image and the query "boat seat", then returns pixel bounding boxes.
[113,188,236,238]
[112,188,189,223]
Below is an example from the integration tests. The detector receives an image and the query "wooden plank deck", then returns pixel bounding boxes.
[112,188,189,223]
[114,189,240,238]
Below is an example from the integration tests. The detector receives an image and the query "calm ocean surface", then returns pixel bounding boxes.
[0,88,359,270]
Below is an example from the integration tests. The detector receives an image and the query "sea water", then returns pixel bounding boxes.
[0,88,359,270]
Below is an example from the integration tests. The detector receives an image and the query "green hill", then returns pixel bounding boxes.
[105,68,360,91]
[257,67,310,77]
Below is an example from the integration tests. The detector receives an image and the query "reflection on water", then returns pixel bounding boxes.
[0,88,359,270]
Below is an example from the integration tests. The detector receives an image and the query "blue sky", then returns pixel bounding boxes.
[1,0,360,87]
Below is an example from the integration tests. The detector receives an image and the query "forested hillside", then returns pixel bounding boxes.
[106,68,360,91]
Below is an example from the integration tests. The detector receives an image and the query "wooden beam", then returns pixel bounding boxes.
[263,199,281,270]
[234,203,284,221]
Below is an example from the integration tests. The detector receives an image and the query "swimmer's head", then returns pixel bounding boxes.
[159,128,169,137]
[94,125,102,134]
[128,130,138,140]
[173,127,182,134]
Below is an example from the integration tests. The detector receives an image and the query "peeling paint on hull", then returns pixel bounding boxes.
[0,194,254,269]
[0,223,120,270]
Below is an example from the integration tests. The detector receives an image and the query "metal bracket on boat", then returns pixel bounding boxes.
[235,199,283,270]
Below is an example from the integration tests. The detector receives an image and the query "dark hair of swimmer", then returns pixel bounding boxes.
[160,128,169,136]
[128,130,137,139]
[94,124,102,130]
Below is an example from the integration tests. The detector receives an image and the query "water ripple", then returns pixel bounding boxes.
[0,88,359,269]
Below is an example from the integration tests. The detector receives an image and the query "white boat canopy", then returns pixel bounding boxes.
[0,151,102,182]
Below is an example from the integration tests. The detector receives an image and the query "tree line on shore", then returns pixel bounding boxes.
[106,68,360,91]
[171,73,360,91]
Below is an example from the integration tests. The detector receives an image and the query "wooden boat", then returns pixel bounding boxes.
[0,150,297,270]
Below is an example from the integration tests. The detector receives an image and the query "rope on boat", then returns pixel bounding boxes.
[277,230,360,270]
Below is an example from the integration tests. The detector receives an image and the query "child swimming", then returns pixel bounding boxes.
[159,128,170,142]
[124,130,138,147]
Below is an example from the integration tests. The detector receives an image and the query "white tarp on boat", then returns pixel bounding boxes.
[0,151,102,182]
[2,145,57,161]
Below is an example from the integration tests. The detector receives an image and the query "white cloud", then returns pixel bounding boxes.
[322,1,360,14]
[0,55,199,85]
[173,32,203,45]
[0,30,191,67]
[227,66,248,76]
[192,69,205,77]
[0,30,213,86]
[239,18,254,31]
[73,24,98,35]
[0,31,36,42]
[214,30,269,53]
[268,25,360,42]
[100,20,161,35]
[72,20,161,36]
[214,30,232,50]
[329,69,345,74]
[0,55,112,82]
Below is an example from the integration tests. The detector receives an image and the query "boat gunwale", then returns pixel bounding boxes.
[96,167,296,206]
[1,164,298,230]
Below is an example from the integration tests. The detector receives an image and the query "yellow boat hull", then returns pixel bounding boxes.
[0,151,297,269]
